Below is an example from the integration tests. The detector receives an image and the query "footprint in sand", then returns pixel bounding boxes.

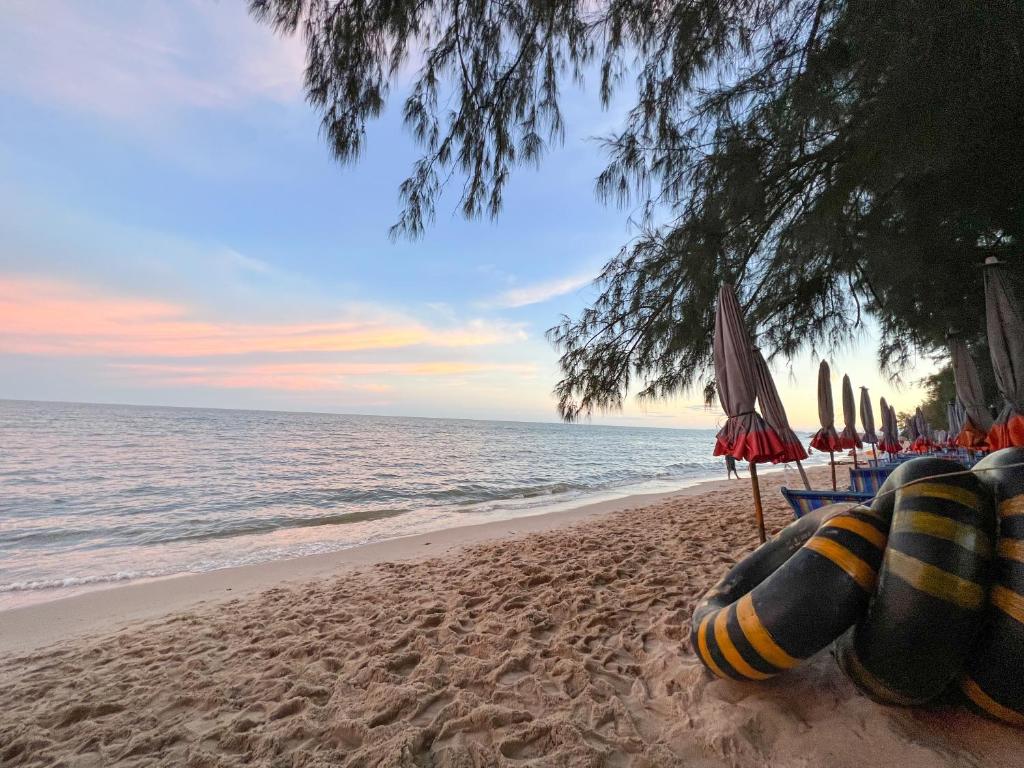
[386,651,421,677]
[268,697,305,720]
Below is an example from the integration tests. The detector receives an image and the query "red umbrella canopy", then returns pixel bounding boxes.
[984,257,1024,448]
[950,336,993,449]
[809,361,842,452]
[751,347,808,463]
[712,285,785,463]
[860,387,878,445]
[878,397,901,454]
[838,375,863,449]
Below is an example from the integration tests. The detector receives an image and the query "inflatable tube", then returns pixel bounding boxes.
[692,503,885,680]
[867,457,968,524]
[961,447,1024,725]
[838,462,995,705]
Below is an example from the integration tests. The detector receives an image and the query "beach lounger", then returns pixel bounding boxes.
[849,466,893,494]
[867,454,915,468]
[781,487,874,518]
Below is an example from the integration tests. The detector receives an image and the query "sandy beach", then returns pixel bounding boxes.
[1,465,1018,767]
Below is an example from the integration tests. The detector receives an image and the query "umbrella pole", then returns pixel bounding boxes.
[829,452,837,490]
[871,445,878,463]
[749,463,767,544]
[852,447,859,469]
[795,460,811,490]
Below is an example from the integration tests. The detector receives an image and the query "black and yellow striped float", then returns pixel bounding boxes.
[692,503,886,680]
[837,461,995,704]
[961,447,1024,726]
[690,448,1024,728]
[866,457,971,525]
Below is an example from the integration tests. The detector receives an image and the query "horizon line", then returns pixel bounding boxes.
[0,396,734,432]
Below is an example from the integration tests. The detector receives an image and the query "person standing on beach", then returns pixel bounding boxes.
[725,455,742,479]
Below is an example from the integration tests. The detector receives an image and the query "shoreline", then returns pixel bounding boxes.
[0,471,762,656]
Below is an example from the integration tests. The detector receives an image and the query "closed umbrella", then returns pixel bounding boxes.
[878,397,901,455]
[839,375,863,467]
[984,257,1024,448]
[890,405,901,450]
[809,360,842,489]
[950,335,993,449]
[946,400,958,447]
[751,346,811,489]
[912,407,931,453]
[860,387,879,460]
[712,284,786,542]
[954,398,968,447]
[907,410,923,451]
[927,415,939,447]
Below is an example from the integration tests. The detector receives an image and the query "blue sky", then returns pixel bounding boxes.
[0,0,933,430]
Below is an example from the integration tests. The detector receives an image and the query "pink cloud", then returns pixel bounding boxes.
[0,275,537,395]
[0,276,523,359]
[113,361,540,392]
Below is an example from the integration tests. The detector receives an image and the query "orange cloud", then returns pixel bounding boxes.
[113,361,539,392]
[0,276,524,358]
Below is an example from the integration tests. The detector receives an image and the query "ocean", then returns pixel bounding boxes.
[0,400,818,609]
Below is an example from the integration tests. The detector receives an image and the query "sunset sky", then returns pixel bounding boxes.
[0,0,935,430]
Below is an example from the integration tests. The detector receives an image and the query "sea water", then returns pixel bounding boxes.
[0,400,818,609]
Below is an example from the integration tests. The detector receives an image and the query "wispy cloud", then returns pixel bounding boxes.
[0,275,526,361]
[113,361,539,392]
[0,0,304,122]
[219,248,274,275]
[487,271,596,309]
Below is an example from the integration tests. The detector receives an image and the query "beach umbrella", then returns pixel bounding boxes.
[946,400,963,449]
[954,398,968,446]
[712,284,785,543]
[909,409,925,450]
[860,387,879,460]
[984,257,1024,448]
[921,408,931,436]
[914,407,934,453]
[890,405,901,450]
[878,397,900,455]
[809,360,843,489]
[838,374,863,466]
[751,346,811,489]
[950,335,993,450]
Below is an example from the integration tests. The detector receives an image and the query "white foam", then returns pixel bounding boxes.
[0,571,154,593]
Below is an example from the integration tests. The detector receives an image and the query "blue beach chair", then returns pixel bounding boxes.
[849,466,893,494]
[781,488,874,518]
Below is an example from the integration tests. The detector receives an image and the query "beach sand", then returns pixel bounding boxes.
[1,465,1018,767]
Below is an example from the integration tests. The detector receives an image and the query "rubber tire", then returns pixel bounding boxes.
[838,458,995,705]
[692,503,885,680]
[961,447,1024,726]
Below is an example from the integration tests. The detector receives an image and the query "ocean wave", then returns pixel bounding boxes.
[145,506,412,545]
[0,571,156,594]
[1,471,718,551]
[1,401,730,606]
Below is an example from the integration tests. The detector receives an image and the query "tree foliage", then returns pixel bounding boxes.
[251,0,1024,420]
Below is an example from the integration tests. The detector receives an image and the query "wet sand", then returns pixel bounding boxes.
[1,465,1018,767]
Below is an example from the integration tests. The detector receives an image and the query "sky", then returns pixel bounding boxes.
[0,0,935,431]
